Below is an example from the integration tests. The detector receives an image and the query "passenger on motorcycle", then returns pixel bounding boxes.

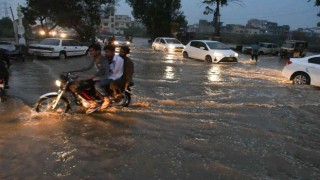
[119,46,134,91]
[74,44,110,114]
[0,49,10,89]
[103,45,124,108]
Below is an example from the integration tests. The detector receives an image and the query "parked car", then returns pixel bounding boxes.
[259,43,279,55]
[0,41,25,61]
[28,38,89,60]
[183,40,238,63]
[242,42,279,55]
[282,55,320,87]
[152,37,185,53]
[280,40,308,58]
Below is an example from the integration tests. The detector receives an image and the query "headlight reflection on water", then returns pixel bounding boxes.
[207,66,222,82]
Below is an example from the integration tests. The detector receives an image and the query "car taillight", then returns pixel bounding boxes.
[285,60,292,66]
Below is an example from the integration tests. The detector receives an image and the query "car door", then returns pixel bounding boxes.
[187,41,198,58]
[197,42,209,60]
[61,40,74,56]
[71,40,83,55]
[307,57,320,86]
[159,38,166,51]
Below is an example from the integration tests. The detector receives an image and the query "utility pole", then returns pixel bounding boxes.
[213,0,221,38]
[10,6,19,44]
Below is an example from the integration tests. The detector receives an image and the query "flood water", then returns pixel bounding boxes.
[0,38,319,179]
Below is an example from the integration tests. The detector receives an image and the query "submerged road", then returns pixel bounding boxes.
[0,38,319,179]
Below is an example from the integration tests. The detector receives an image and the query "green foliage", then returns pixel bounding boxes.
[0,17,14,38]
[22,0,116,42]
[126,0,187,38]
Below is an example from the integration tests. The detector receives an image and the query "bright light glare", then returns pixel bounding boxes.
[39,30,45,36]
[126,41,130,45]
[60,33,67,38]
[235,53,239,57]
[114,41,119,45]
[55,80,61,87]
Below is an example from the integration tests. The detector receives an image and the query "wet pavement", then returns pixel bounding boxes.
[0,38,319,179]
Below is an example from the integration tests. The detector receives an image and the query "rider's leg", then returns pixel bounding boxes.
[95,79,111,109]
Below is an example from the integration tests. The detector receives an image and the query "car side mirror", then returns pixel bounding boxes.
[200,47,206,50]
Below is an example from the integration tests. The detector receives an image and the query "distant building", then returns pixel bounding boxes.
[224,24,261,35]
[246,19,290,36]
[100,7,132,35]
[198,20,215,34]
[187,24,199,33]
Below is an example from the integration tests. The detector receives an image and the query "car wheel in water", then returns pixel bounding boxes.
[205,55,212,63]
[183,51,189,58]
[59,52,66,60]
[292,73,310,85]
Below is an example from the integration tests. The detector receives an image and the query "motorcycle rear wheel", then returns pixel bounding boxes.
[35,95,70,113]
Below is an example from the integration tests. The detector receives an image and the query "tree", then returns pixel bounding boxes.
[22,0,116,42]
[310,0,320,26]
[0,17,14,38]
[21,0,65,36]
[126,0,187,39]
[202,0,242,37]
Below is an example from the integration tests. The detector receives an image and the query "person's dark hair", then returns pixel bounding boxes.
[104,45,116,52]
[89,44,101,52]
[120,46,130,54]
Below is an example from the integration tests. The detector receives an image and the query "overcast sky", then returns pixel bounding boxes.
[3,0,319,29]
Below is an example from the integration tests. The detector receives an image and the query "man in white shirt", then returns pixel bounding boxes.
[102,45,124,109]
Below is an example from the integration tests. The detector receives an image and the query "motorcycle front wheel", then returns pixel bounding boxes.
[35,95,70,113]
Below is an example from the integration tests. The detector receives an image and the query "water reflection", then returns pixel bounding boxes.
[207,65,222,82]
[164,66,175,80]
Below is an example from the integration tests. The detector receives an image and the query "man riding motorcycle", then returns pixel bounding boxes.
[73,44,109,114]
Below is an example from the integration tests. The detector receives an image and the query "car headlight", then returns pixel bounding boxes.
[235,53,239,57]
[168,45,175,49]
[55,80,62,87]
[114,41,119,45]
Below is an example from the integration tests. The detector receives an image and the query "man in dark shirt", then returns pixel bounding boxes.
[119,46,134,91]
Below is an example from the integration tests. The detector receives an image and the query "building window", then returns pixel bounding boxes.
[104,23,108,26]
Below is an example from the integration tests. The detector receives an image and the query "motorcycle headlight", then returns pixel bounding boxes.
[55,80,62,87]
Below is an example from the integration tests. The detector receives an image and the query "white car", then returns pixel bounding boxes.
[282,55,320,87]
[152,37,185,53]
[183,40,238,63]
[112,36,131,47]
[28,38,89,60]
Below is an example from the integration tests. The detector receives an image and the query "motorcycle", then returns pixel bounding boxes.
[0,78,5,102]
[35,72,132,114]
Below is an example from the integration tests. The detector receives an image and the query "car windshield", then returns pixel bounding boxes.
[206,42,230,50]
[282,42,294,48]
[165,39,181,44]
[116,36,127,41]
[40,39,60,46]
